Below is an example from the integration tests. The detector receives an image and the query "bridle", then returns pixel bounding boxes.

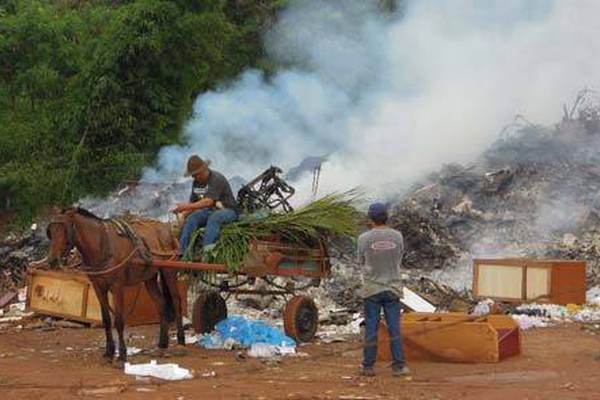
[47,214,76,259]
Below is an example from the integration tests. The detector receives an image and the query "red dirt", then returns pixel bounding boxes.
[0,321,599,400]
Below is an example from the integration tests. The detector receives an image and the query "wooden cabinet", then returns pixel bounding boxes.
[26,269,187,325]
[473,259,586,304]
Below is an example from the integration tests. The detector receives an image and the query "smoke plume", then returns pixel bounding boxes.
[137,0,600,208]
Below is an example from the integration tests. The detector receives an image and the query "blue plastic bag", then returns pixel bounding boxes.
[199,315,295,348]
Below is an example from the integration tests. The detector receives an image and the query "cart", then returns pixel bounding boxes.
[132,236,331,342]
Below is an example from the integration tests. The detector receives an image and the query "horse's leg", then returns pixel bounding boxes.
[162,270,185,345]
[113,288,127,363]
[144,277,169,349]
[93,283,114,360]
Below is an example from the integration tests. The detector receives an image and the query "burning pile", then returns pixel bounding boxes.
[385,102,600,291]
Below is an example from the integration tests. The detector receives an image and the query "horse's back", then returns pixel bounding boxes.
[128,218,178,257]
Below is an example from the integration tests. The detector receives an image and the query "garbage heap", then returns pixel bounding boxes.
[0,226,48,295]
[321,109,600,312]
[386,118,600,280]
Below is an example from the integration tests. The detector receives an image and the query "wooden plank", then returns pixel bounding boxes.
[0,290,18,309]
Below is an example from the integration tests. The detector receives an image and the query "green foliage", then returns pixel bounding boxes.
[187,191,363,271]
[0,0,283,229]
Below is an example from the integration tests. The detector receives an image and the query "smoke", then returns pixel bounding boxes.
[139,0,600,208]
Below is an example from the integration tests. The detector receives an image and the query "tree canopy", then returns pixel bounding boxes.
[0,0,283,228]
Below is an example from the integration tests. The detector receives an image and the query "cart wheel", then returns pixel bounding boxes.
[284,296,318,343]
[192,291,227,334]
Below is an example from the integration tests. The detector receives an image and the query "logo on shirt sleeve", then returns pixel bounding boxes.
[371,240,397,251]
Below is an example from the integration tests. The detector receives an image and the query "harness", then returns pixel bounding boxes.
[47,214,153,277]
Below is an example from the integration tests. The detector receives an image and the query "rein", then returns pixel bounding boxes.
[82,245,142,277]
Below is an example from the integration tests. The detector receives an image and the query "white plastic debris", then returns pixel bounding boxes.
[401,287,436,312]
[511,314,550,330]
[510,301,600,329]
[116,347,142,357]
[124,359,193,381]
[586,286,600,305]
[17,288,27,302]
[185,334,198,345]
[589,297,600,307]
[200,371,217,378]
[247,343,296,358]
[471,299,494,316]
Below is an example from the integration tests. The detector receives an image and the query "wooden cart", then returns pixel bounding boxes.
[131,237,332,342]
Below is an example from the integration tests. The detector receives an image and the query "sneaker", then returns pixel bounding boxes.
[201,243,217,262]
[359,367,375,377]
[392,366,410,377]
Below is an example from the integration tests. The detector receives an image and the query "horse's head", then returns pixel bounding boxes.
[46,208,76,268]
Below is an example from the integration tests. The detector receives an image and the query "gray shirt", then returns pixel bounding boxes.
[357,227,404,299]
[190,170,237,210]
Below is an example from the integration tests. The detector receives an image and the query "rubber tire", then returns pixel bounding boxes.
[284,296,318,343]
[192,291,227,334]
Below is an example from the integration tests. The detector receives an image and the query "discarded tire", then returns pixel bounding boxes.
[192,291,227,334]
[284,296,318,342]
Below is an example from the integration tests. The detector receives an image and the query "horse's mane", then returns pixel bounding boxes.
[61,206,106,221]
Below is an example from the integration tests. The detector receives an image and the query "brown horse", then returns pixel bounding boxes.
[46,207,185,362]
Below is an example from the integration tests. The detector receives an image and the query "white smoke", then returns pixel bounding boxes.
[142,0,600,207]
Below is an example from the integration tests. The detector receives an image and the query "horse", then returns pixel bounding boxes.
[45,207,185,363]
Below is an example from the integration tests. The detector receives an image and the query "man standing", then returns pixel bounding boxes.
[172,155,237,258]
[357,202,409,377]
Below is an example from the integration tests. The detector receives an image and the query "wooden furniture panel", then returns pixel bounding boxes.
[473,259,586,304]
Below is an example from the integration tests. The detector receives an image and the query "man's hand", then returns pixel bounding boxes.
[171,203,190,214]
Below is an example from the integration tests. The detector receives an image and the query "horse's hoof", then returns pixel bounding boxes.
[157,349,169,358]
[170,346,188,357]
[112,359,125,369]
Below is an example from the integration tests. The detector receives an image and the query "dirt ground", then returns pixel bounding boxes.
[0,320,599,400]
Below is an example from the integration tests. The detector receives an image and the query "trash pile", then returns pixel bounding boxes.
[470,286,600,331]
[0,224,48,295]
[0,287,32,328]
[386,110,600,291]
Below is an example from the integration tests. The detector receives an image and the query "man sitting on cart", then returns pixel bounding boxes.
[172,155,238,259]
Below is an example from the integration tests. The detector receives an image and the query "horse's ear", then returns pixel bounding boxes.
[52,206,61,215]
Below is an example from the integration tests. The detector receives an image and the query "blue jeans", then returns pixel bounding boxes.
[179,208,237,255]
[363,290,406,369]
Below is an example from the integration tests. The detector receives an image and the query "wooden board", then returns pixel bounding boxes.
[27,269,187,326]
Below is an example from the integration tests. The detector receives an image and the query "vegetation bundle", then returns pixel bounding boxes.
[186,191,363,270]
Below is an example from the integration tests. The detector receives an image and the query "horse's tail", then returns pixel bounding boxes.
[159,269,177,324]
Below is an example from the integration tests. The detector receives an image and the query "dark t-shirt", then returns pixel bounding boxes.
[190,170,237,210]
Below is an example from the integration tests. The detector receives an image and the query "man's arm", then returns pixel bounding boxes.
[172,197,215,214]
[356,236,366,265]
